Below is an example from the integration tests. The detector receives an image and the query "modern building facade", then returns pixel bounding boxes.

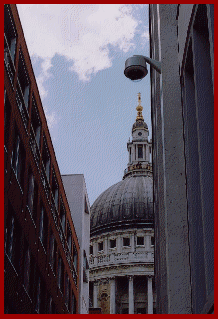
[149,4,214,314]
[62,174,90,314]
[89,94,156,314]
[4,4,80,314]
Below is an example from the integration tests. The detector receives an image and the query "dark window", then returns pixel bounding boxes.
[98,241,103,251]
[73,244,78,272]
[60,201,66,233]
[65,273,70,308]
[23,239,31,293]
[137,308,146,314]
[138,145,143,158]
[49,231,57,274]
[42,137,50,182]
[27,169,34,212]
[57,255,64,293]
[67,222,72,253]
[4,5,17,62]
[4,203,22,274]
[4,91,11,150]
[110,239,116,248]
[11,131,25,190]
[48,296,56,314]
[17,50,30,110]
[137,236,144,245]
[90,245,93,255]
[35,275,41,313]
[52,170,58,209]
[31,95,41,147]
[151,236,155,246]
[123,237,130,247]
[27,169,38,224]
[138,132,142,136]
[39,204,48,251]
[71,291,76,314]
[122,308,129,314]
[4,5,16,86]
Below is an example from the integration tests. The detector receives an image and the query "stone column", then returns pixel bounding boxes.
[93,242,98,266]
[117,235,121,253]
[132,145,135,163]
[129,146,132,164]
[104,237,108,255]
[110,277,116,314]
[93,281,99,308]
[146,144,149,163]
[130,233,134,253]
[144,144,146,161]
[128,276,134,314]
[145,234,150,250]
[147,276,153,314]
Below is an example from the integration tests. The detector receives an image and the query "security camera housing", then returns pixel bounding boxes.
[124,56,148,81]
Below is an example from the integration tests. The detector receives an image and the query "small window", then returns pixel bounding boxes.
[4,91,11,150]
[57,255,64,293]
[42,136,50,182]
[60,201,66,233]
[49,231,57,274]
[52,170,58,209]
[71,291,76,314]
[39,204,48,251]
[137,236,144,246]
[98,242,103,251]
[123,237,130,247]
[4,5,17,62]
[138,145,143,158]
[151,236,155,246]
[73,244,78,272]
[11,130,26,189]
[17,50,30,109]
[110,239,116,248]
[122,308,129,314]
[90,245,93,255]
[65,273,70,306]
[31,95,41,147]
[67,222,72,253]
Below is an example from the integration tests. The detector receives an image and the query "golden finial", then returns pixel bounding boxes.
[136,93,144,121]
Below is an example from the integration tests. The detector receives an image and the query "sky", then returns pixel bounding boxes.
[17,4,151,206]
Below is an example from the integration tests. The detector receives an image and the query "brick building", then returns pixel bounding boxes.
[4,4,80,314]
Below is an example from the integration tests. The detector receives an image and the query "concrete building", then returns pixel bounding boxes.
[4,4,80,313]
[149,4,214,314]
[89,94,156,314]
[62,174,90,314]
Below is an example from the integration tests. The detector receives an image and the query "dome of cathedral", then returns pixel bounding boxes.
[132,119,148,133]
[90,175,153,236]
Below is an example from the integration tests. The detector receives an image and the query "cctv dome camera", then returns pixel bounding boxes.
[124,56,148,81]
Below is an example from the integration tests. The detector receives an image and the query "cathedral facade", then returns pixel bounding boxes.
[89,94,155,314]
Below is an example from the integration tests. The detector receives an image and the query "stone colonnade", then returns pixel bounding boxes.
[93,276,154,314]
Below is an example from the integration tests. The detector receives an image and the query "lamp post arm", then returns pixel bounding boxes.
[133,55,162,74]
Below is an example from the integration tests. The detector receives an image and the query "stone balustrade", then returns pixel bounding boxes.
[90,250,154,268]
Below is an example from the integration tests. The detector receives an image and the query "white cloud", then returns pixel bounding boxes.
[141,30,150,40]
[17,4,139,83]
[16,4,146,130]
[35,57,53,99]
